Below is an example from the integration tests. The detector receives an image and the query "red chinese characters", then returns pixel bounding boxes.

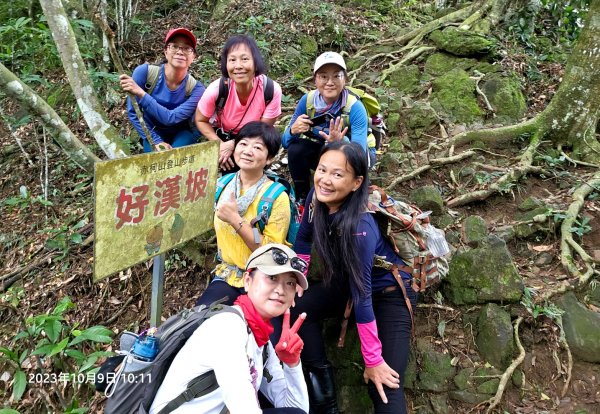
[114,168,210,229]
[115,185,150,230]
[154,175,182,217]
[184,168,209,203]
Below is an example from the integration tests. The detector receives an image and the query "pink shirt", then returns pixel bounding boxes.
[197,75,282,134]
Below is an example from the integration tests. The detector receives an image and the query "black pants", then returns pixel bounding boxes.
[286,138,324,202]
[263,409,306,414]
[271,279,350,367]
[195,279,244,307]
[367,286,417,414]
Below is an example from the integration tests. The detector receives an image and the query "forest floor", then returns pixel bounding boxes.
[1,0,599,412]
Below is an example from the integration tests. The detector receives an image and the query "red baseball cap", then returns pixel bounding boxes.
[164,27,197,50]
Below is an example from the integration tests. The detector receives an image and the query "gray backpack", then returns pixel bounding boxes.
[102,301,245,414]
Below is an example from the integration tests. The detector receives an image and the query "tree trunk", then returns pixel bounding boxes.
[39,0,129,160]
[0,62,100,172]
[537,1,600,162]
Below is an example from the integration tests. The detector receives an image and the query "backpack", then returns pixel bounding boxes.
[145,64,198,97]
[215,173,301,246]
[367,185,451,292]
[215,74,274,114]
[101,301,255,414]
[306,86,386,149]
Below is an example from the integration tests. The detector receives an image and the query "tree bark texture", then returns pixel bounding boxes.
[538,0,600,161]
[0,62,100,172]
[39,0,129,160]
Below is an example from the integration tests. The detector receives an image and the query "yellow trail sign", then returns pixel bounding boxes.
[94,141,218,281]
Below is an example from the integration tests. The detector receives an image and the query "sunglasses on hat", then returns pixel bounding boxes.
[247,247,308,274]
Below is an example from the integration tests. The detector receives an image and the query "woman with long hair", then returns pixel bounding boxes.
[273,141,416,414]
[120,27,205,152]
[195,35,282,171]
[195,121,291,307]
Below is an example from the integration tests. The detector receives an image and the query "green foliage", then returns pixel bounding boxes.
[0,296,113,412]
[38,219,87,260]
[569,216,592,238]
[520,286,564,320]
[0,295,113,409]
[2,186,53,212]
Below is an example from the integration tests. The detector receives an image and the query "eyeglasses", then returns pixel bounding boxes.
[316,72,345,84]
[167,44,195,55]
[247,247,308,274]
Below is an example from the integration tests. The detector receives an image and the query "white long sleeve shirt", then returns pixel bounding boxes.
[149,306,309,414]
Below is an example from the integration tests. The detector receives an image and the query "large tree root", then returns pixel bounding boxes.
[447,136,544,207]
[479,316,525,414]
[386,150,477,191]
[559,171,600,283]
[450,118,538,147]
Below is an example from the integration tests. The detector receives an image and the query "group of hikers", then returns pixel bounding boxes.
[117,27,415,414]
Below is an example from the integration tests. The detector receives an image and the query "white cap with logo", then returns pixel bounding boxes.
[313,51,346,74]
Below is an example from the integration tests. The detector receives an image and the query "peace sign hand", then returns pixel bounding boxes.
[275,309,306,367]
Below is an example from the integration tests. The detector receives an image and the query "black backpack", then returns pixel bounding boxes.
[215,74,274,114]
[100,301,266,414]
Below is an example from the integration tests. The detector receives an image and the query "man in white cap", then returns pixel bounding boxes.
[281,51,369,203]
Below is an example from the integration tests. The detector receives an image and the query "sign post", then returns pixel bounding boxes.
[93,141,218,325]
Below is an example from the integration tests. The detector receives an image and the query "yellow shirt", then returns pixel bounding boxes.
[214,179,291,287]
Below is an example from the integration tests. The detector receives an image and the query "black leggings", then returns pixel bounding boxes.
[286,138,323,202]
[271,279,350,367]
[367,286,417,414]
[195,279,244,307]
[263,409,306,414]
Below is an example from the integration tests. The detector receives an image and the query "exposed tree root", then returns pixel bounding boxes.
[416,303,458,312]
[559,324,573,398]
[379,46,435,83]
[386,150,477,191]
[481,316,525,414]
[451,118,538,147]
[560,171,600,283]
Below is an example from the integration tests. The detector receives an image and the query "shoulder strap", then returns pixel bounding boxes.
[215,173,236,203]
[145,64,161,95]
[306,90,317,118]
[262,75,274,107]
[185,74,197,98]
[342,88,360,117]
[216,77,229,113]
[158,305,243,414]
[254,182,287,232]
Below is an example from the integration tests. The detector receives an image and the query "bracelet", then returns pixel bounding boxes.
[234,220,245,233]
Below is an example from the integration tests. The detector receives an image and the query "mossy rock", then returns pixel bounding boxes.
[453,367,476,390]
[401,101,439,140]
[589,283,600,307]
[424,53,477,76]
[299,35,318,56]
[410,185,444,216]
[416,339,455,392]
[476,303,514,369]
[431,69,485,124]
[378,152,403,174]
[473,61,502,74]
[444,236,524,305]
[429,27,497,56]
[432,213,455,230]
[429,394,450,414]
[518,196,545,211]
[388,64,422,95]
[481,73,526,123]
[387,112,401,134]
[387,136,405,153]
[462,215,488,246]
[555,292,600,363]
[404,351,418,389]
[477,378,500,394]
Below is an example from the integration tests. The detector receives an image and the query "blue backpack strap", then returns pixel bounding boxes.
[215,173,235,204]
[253,182,287,233]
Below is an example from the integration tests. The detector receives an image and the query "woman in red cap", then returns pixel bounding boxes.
[120,28,205,152]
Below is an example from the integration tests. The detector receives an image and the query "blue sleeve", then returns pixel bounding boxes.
[292,188,314,256]
[352,215,378,324]
[127,64,162,143]
[282,94,308,149]
[348,101,368,151]
[138,76,205,126]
